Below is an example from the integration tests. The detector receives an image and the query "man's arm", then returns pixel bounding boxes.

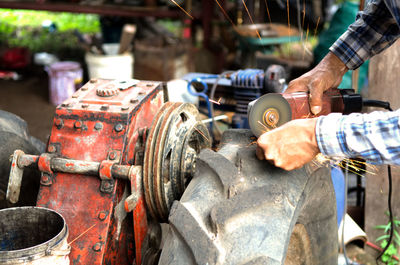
[256,110,400,170]
[286,0,400,114]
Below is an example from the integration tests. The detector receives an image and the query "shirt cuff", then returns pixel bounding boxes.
[316,113,348,158]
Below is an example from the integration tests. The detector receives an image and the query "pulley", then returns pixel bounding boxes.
[143,102,211,222]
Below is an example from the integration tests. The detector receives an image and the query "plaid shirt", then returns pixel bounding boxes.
[316,110,400,164]
[330,0,400,70]
[316,0,400,164]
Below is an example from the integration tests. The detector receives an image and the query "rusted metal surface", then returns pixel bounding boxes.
[6,150,25,204]
[34,79,164,265]
[143,102,211,222]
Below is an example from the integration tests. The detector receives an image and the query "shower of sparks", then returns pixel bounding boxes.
[313,155,377,177]
[170,0,194,19]
[263,0,272,26]
[313,16,320,38]
[214,0,240,33]
[300,0,306,42]
[209,98,222,105]
[69,224,96,245]
[241,0,262,40]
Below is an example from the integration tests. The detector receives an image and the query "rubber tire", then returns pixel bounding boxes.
[159,129,338,265]
[0,110,44,209]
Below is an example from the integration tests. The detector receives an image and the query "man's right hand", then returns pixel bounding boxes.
[285,52,348,114]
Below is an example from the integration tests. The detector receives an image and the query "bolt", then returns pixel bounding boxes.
[90,79,98,83]
[98,211,108,221]
[74,121,82,129]
[72,94,78,98]
[109,151,117,160]
[103,182,111,189]
[130,99,139,104]
[100,105,109,111]
[48,145,56,153]
[94,122,103,131]
[114,124,124,132]
[82,104,89,108]
[81,87,88,91]
[138,91,145,95]
[41,174,49,183]
[146,83,152,87]
[61,103,69,107]
[92,242,102,252]
[121,106,129,111]
[55,119,64,129]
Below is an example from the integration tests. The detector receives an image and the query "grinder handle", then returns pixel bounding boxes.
[282,88,358,119]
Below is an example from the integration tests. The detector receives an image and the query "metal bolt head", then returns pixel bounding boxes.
[130,99,139,104]
[114,123,124,132]
[82,104,89,108]
[48,145,56,153]
[100,105,109,111]
[72,94,78,98]
[138,91,145,95]
[103,182,111,189]
[74,121,82,129]
[109,151,117,160]
[55,119,64,129]
[92,242,102,252]
[94,122,103,131]
[98,211,108,221]
[90,78,98,83]
[121,106,129,111]
[146,83,152,87]
[81,86,88,91]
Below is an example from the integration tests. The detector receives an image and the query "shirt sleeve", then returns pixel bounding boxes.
[329,0,400,70]
[316,109,400,165]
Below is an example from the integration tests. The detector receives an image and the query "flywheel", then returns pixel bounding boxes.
[143,102,211,222]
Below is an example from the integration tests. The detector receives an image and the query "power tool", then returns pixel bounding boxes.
[247,88,364,137]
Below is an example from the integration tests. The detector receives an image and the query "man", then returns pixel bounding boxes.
[257,0,400,170]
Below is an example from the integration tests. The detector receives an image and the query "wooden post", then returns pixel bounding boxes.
[365,39,400,256]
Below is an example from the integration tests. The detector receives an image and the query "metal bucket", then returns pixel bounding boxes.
[0,207,70,265]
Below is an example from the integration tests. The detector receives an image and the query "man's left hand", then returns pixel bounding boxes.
[256,118,320,170]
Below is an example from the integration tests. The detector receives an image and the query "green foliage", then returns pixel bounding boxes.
[0,9,100,33]
[0,9,99,57]
[375,213,400,265]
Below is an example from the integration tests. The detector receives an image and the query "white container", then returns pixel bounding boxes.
[85,49,133,80]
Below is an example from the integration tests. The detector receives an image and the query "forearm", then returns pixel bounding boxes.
[330,0,400,70]
[316,110,400,165]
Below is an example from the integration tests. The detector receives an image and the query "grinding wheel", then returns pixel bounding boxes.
[247,93,292,137]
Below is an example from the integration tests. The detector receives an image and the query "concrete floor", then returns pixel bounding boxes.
[0,71,56,143]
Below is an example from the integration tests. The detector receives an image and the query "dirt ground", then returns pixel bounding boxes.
[0,70,56,143]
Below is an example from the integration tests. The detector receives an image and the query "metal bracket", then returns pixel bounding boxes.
[6,150,25,203]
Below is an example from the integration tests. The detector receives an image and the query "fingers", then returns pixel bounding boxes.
[286,78,309,93]
[256,146,265,160]
[309,82,324,115]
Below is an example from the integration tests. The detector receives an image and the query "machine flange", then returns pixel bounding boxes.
[247,93,292,137]
[143,102,211,222]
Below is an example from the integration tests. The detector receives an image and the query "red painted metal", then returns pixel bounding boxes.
[36,79,164,264]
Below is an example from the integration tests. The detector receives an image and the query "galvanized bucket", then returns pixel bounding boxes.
[0,207,70,265]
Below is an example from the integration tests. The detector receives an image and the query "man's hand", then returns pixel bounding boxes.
[285,52,348,114]
[256,118,320,170]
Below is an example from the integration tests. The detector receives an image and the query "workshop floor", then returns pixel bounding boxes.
[0,70,56,143]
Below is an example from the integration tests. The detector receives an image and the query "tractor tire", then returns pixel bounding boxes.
[0,110,45,209]
[159,129,338,265]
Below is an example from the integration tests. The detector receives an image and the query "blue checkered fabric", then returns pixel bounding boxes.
[316,110,400,165]
[330,0,400,70]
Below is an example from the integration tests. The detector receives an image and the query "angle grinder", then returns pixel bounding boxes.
[247,88,363,137]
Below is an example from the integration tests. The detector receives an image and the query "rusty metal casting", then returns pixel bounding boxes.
[143,102,211,222]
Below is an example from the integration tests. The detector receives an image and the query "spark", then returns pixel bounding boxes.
[214,0,240,33]
[300,0,306,42]
[69,224,96,245]
[247,140,258,147]
[209,98,221,105]
[302,23,310,60]
[313,16,320,39]
[286,0,291,38]
[195,127,209,141]
[263,0,272,26]
[241,0,262,40]
[257,120,270,133]
[169,0,194,19]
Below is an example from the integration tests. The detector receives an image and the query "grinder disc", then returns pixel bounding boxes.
[248,93,292,137]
